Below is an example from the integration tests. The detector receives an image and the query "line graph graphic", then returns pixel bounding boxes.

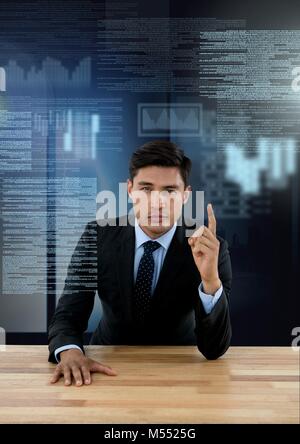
[2,57,91,91]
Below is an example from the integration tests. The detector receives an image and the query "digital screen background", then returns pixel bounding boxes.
[0,0,299,346]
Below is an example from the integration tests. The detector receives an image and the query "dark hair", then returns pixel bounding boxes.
[129,140,192,187]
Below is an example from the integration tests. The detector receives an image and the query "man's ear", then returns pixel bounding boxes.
[127,178,133,198]
[183,185,192,205]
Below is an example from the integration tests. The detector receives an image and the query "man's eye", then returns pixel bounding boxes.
[140,187,151,192]
[167,189,177,194]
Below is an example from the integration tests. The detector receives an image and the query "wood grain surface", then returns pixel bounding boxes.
[0,346,298,424]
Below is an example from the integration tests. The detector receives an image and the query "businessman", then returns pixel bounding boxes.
[49,140,232,386]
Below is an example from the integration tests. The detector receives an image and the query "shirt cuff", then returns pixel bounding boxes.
[54,344,83,363]
[198,282,223,315]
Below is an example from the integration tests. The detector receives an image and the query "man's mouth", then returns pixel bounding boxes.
[148,215,169,222]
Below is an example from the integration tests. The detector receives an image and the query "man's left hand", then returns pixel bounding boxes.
[188,203,221,294]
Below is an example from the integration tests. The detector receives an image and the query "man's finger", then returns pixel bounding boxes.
[50,366,62,384]
[81,365,91,385]
[71,366,83,386]
[90,361,118,376]
[190,225,205,239]
[207,203,216,236]
[63,367,72,386]
[202,226,216,241]
[188,225,206,249]
[188,237,195,247]
[194,235,215,250]
[102,367,118,376]
[192,242,209,256]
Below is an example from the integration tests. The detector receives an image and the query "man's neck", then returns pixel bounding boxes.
[137,221,176,240]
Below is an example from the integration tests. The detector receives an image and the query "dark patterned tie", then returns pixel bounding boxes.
[133,240,161,323]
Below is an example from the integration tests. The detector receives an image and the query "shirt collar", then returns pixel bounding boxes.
[134,217,177,251]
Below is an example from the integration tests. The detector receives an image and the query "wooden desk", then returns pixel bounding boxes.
[0,346,298,424]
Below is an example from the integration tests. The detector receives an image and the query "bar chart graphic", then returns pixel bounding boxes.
[225,138,297,194]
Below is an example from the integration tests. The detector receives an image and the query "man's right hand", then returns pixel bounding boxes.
[50,349,117,386]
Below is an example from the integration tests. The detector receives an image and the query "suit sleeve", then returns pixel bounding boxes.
[47,221,97,363]
[193,237,232,360]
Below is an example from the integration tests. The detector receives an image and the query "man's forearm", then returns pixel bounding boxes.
[194,288,232,360]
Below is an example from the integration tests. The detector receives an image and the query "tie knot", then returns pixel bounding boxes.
[143,240,161,254]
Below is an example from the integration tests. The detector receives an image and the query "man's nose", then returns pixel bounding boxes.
[150,191,167,208]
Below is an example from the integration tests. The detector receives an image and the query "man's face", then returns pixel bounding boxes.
[127,166,191,238]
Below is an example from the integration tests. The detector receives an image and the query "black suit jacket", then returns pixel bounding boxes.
[48,214,232,363]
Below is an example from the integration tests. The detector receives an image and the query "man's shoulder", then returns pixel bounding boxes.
[84,214,134,236]
[94,213,133,228]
